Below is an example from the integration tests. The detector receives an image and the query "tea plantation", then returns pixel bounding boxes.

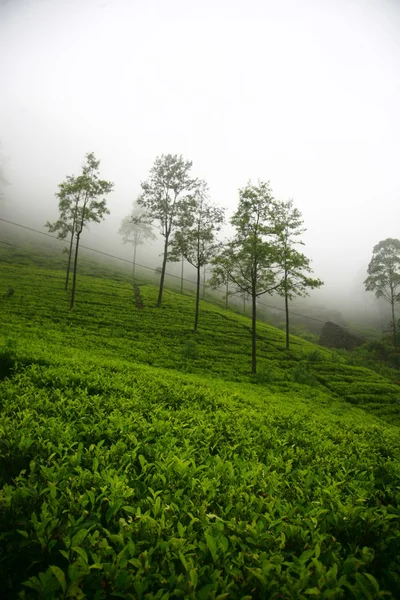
[0,242,400,599]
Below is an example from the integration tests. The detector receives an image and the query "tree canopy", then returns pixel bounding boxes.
[364,238,400,351]
[137,154,200,307]
[274,199,323,349]
[170,182,225,331]
[47,152,114,308]
[211,181,282,373]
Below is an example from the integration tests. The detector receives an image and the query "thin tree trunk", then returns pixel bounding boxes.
[65,207,77,291]
[157,236,169,307]
[391,300,398,352]
[65,229,74,291]
[180,255,184,294]
[285,274,289,350]
[251,289,257,374]
[70,231,81,310]
[132,243,137,281]
[194,264,201,332]
[202,265,206,299]
[225,280,229,310]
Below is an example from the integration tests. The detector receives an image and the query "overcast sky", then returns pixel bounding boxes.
[1,0,400,302]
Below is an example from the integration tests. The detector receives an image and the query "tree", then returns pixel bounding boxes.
[137,154,199,307]
[45,176,80,291]
[47,153,114,309]
[211,181,281,374]
[364,238,400,352]
[119,201,155,280]
[274,199,323,350]
[170,182,225,331]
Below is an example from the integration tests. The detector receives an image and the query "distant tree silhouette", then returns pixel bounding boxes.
[365,238,400,352]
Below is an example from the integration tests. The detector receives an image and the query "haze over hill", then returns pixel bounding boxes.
[1,0,400,328]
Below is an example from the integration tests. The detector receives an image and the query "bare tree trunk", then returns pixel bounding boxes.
[65,207,77,291]
[285,274,289,350]
[66,202,79,290]
[157,236,169,307]
[225,280,229,310]
[132,243,137,281]
[194,265,201,332]
[70,231,81,310]
[391,300,398,352]
[180,255,184,294]
[65,229,74,291]
[251,288,257,374]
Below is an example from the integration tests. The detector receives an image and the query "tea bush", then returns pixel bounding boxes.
[1,249,400,598]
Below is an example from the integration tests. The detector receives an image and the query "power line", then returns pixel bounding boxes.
[0,217,362,330]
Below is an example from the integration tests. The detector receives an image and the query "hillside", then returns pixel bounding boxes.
[1,241,400,599]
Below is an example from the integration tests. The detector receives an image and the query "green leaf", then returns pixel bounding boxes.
[189,568,198,589]
[48,482,57,499]
[179,551,188,572]
[355,572,379,597]
[219,534,229,553]
[72,546,88,564]
[71,530,88,547]
[204,533,218,561]
[305,588,321,595]
[122,505,136,515]
[363,573,380,592]
[300,548,314,563]
[17,530,29,538]
[66,582,86,598]
[50,565,66,594]
[246,567,267,585]
[198,583,215,600]
[23,577,43,592]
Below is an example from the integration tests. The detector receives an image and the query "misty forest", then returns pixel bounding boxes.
[1,0,400,598]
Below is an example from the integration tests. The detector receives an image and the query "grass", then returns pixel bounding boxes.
[0,238,400,599]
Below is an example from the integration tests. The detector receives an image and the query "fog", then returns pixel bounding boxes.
[1,0,400,328]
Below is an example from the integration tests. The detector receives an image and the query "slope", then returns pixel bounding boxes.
[0,243,400,598]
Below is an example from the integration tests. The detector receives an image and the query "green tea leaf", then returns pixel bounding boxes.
[49,565,66,594]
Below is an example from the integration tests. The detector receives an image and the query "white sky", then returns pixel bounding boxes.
[1,0,400,302]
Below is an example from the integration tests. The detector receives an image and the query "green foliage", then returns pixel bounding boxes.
[274,199,322,299]
[1,248,400,597]
[211,181,280,300]
[364,239,400,303]
[137,154,200,307]
[211,181,282,373]
[364,238,400,351]
[170,182,225,330]
[273,198,323,350]
[46,153,113,243]
[45,152,114,309]
[181,339,199,361]
[307,350,324,363]
[292,362,318,386]
[170,183,225,270]
[1,359,400,598]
